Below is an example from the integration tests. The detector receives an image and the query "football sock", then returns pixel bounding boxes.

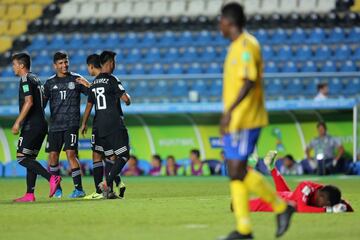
[244,169,287,214]
[93,161,104,194]
[49,163,60,176]
[26,169,37,194]
[18,156,51,181]
[71,168,83,191]
[230,180,252,235]
[114,175,121,187]
[106,156,127,192]
[104,158,113,180]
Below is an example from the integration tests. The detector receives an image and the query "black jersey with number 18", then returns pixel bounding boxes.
[88,72,126,137]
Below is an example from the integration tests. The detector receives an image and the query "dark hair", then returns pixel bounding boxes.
[86,54,101,68]
[221,2,246,29]
[99,50,116,66]
[53,51,68,63]
[152,154,162,162]
[191,149,200,158]
[12,52,31,69]
[317,121,327,130]
[167,155,175,161]
[129,155,138,162]
[317,82,328,91]
[320,185,341,206]
[284,154,295,162]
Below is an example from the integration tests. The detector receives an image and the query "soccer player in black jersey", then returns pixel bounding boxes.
[43,51,89,198]
[80,51,131,199]
[11,52,61,202]
[78,54,126,199]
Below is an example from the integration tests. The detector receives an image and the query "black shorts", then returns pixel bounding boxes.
[46,127,79,152]
[17,127,47,157]
[98,129,129,158]
[91,128,105,154]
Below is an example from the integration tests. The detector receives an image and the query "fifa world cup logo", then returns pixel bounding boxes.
[272,128,285,152]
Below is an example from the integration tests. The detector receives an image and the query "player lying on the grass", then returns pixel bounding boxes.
[43,52,90,198]
[77,54,125,199]
[80,51,131,199]
[249,151,353,213]
[11,53,61,202]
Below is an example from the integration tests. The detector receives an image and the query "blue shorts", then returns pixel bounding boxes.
[223,128,261,161]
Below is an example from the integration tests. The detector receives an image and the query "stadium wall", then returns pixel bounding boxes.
[0,110,354,163]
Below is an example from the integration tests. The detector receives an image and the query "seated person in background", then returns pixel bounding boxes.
[161,155,184,176]
[279,154,303,176]
[305,122,344,175]
[314,82,329,101]
[149,154,162,176]
[185,149,211,176]
[249,151,353,213]
[122,155,143,176]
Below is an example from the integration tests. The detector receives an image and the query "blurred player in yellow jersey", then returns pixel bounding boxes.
[219,3,295,239]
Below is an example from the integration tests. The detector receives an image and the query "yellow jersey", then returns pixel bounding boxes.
[222,32,268,132]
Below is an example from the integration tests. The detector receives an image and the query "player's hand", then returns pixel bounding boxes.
[220,112,231,135]
[80,124,87,137]
[11,122,20,135]
[326,203,347,213]
[332,203,347,213]
[76,77,90,88]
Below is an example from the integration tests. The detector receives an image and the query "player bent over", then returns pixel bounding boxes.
[12,53,61,202]
[249,151,354,213]
[80,51,131,199]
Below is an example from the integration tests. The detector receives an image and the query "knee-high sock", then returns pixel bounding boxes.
[106,156,127,192]
[114,175,121,187]
[104,158,113,178]
[230,180,251,235]
[93,161,104,194]
[26,169,37,194]
[49,163,61,190]
[71,168,83,191]
[271,168,290,192]
[244,169,287,214]
[18,156,51,181]
[49,164,60,176]
[104,158,114,190]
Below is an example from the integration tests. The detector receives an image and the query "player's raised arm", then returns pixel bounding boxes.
[12,95,33,135]
[76,76,91,89]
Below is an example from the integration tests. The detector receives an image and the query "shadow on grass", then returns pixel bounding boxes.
[0,198,107,205]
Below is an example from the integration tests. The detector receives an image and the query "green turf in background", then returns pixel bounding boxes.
[0,176,359,240]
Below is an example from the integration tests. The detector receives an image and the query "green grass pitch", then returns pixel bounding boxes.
[0,176,359,240]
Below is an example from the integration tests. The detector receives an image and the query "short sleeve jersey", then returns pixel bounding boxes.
[88,73,126,137]
[308,135,341,159]
[44,72,88,132]
[223,32,268,132]
[18,72,47,131]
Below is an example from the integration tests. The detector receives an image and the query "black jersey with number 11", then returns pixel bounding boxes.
[88,73,126,137]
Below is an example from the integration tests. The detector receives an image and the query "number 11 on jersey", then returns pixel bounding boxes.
[60,90,66,100]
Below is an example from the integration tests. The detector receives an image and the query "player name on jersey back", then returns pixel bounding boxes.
[89,73,126,137]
